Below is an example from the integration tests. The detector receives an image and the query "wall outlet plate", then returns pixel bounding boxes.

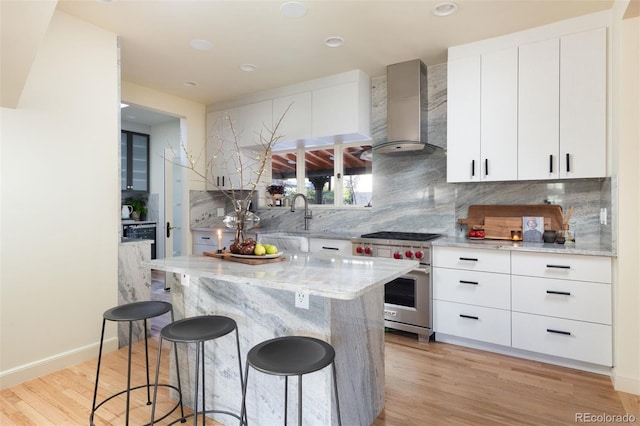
[295,291,309,309]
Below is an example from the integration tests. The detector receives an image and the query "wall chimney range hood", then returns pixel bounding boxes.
[374,59,442,154]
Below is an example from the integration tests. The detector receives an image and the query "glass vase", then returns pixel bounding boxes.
[223,200,260,252]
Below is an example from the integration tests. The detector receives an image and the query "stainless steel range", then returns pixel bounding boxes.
[351,231,441,342]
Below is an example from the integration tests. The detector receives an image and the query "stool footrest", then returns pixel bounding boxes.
[166,409,245,426]
[90,383,181,426]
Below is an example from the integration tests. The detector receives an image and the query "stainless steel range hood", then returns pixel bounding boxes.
[374,59,442,154]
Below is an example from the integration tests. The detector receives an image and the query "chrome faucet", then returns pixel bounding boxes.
[290,193,312,230]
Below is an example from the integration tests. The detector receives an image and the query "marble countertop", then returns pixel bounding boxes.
[432,236,615,257]
[146,253,418,299]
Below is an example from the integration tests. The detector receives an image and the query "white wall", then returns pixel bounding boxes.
[0,11,119,387]
[611,5,640,394]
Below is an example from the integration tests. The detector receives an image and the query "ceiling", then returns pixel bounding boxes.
[55,0,615,109]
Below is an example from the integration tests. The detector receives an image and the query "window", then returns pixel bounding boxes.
[270,143,372,207]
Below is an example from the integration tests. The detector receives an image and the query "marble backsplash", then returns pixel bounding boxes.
[191,63,614,250]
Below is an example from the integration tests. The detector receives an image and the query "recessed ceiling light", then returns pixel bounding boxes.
[189,39,213,51]
[433,1,458,17]
[280,1,307,18]
[240,64,257,72]
[325,36,344,48]
[183,81,198,87]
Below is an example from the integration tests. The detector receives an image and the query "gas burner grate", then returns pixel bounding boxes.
[360,232,441,242]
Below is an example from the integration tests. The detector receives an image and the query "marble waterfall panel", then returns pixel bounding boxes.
[117,240,152,347]
[171,276,384,426]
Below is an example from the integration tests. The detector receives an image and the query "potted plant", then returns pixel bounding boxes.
[267,184,285,206]
[124,197,147,221]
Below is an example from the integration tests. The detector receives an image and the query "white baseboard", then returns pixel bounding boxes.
[0,337,118,389]
[612,371,640,395]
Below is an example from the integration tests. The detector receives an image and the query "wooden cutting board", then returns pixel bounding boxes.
[458,204,565,240]
[483,217,523,240]
[203,251,287,265]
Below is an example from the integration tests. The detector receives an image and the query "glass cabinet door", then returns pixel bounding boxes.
[121,130,149,192]
[130,134,149,191]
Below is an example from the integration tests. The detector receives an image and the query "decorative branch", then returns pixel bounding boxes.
[173,103,292,206]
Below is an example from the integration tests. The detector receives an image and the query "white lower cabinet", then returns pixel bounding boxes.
[433,246,613,368]
[512,312,612,366]
[434,300,511,346]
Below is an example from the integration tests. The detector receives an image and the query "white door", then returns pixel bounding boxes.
[164,146,186,258]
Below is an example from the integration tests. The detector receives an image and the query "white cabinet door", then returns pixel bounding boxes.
[480,47,518,181]
[206,109,255,190]
[560,27,607,179]
[238,100,273,147]
[312,82,359,138]
[518,38,560,180]
[446,56,481,183]
[273,92,312,141]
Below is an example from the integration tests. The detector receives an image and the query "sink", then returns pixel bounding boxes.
[257,232,309,253]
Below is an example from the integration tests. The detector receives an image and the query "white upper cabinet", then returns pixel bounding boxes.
[447,12,609,183]
[272,92,312,142]
[518,27,606,180]
[312,80,369,140]
[480,47,518,181]
[518,38,560,180]
[238,100,273,148]
[446,56,481,182]
[447,47,518,183]
[206,109,257,191]
[559,27,607,179]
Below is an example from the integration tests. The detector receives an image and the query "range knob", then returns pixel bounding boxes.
[356,246,364,254]
[393,251,403,260]
[405,250,413,258]
[364,247,372,255]
[415,251,424,260]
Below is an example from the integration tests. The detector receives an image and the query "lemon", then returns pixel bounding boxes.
[265,244,278,255]
[254,244,266,256]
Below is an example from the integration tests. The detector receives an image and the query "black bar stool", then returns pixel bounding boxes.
[240,336,342,426]
[90,300,183,426]
[151,315,245,426]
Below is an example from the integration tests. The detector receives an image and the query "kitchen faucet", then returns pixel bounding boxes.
[290,193,312,230]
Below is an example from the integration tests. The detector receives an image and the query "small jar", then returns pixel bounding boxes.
[542,230,557,243]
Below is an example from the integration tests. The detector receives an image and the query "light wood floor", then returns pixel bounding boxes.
[1,331,638,425]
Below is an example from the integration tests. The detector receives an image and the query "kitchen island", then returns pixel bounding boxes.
[147,253,417,426]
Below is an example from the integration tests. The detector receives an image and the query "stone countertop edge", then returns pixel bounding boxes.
[432,237,615,257]
[145,253,418,300]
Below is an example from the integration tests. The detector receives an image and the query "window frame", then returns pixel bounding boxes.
[268,141,372,208]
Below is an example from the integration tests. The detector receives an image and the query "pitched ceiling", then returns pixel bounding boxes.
[54,0,614,108]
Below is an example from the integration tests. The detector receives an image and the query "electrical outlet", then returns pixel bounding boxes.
[600,208,608,225]
[181,273,190,287]
[295,291,309,309]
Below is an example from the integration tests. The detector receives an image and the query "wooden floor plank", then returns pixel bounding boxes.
[1,331,638,425]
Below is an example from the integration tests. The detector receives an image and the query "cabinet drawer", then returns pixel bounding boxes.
[512,312,612,366]
[511,251,611,283]
[194,232,217,246]
[512,275,611,324]
[309,238,351,255]
[434,300,511,346]
[433,268,510,310]
[433,246,510,273]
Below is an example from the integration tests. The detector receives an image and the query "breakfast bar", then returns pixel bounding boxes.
[147,253,417,426]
